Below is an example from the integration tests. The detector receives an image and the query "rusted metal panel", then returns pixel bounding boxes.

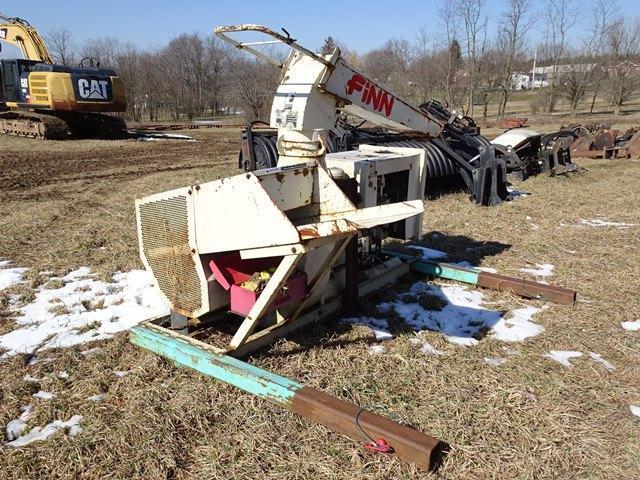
[292,387,446,471]
[498,117,528,129]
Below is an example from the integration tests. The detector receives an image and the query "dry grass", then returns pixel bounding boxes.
[1,124,640,479]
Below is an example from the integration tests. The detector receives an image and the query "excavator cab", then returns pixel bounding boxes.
[1,58,39,103]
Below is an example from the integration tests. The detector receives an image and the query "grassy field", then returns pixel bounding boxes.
[0,118,639,479]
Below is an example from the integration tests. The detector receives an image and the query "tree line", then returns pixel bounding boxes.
[45,0,640,122]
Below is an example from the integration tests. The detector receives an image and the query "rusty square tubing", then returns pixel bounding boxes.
[476,271,576,305]
[130,322,446,471]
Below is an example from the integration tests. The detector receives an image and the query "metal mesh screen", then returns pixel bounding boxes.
[138,195,202,314]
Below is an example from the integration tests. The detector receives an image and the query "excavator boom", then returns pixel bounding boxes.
[0,14,52,63]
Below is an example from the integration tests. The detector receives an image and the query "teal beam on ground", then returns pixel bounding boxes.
[382,249,479,285]
[411,261,479,285]
[130,324,302,407]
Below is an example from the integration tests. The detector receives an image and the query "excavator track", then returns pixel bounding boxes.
[63,113,128,139]
[0,111,69,140]
[0,111,129,140]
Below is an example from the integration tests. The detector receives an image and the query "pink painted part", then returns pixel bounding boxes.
[209,252,280,291]
[230,272,308,316]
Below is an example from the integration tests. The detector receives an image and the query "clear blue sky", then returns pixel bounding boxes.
[2,0,640,53]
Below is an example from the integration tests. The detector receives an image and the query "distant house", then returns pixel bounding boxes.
[509,72,548,90]
[605,60,640,75]
[532,63,597,83]
[510,73,530,91]
[510,63,598,90]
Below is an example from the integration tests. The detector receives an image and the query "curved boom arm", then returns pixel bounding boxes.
[0,13,53,63]
[214,24,444,138]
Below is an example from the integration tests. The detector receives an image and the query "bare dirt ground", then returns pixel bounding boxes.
[0,122,639,479]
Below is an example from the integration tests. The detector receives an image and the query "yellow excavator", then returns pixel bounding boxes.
[0,13,127,139]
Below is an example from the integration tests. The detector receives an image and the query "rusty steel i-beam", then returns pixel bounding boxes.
[130,322,447,471]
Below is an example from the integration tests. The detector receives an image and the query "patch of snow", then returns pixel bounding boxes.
[484,357,506,366]
[344,281,546,347]
[408,246,448,260]
[520,263,554,277]
[621,320,640,331]
[506,187,530,200]
[5,405,33,441]
[0,266,169,358]
[419,342,443,356]
[381,282,503,346]
[543,350,583,368]
[342,317,393,341]
[454,261,497,274]
[0,261,27,291]
[580,219,635,228]
[529,223,540,230]
[5,415,82,447]
[566,250,578,254]
[87,393,107,402]
[137,132,196,142]
[631,405,640,418]
[525,215,533,220]
[367,345,387,355]
[501,346,519,355]
[57,371,69,379]
[114,370,130,378]
[27,356,54,365]
[491,306,546,342]
[588,352,615,372]
[23,374,41,383]
[32,390,54,400]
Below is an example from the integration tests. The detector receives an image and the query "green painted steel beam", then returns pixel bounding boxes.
[130,323,302,406]
[382,249,479,285]
[410,260,479,284]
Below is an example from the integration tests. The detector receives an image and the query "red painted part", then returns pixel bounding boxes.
[230,272,307,316]
[208,252,308,316]
[365,438,395,454]
[209,252,281,290]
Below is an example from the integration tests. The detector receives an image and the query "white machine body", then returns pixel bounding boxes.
[136,159,423,322]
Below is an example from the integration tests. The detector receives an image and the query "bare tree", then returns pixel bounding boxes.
[80,37,123,68]
[478,42,510,119]
[362,38,413,98]
[495,0,534,117]
[45,28,76,66]
[452,0,489,116]
[436,3,465,107]
[410,26,440,103]
[605,18,640,116]
[229,55,279,120]
[558,0,616,117]
[541,0,576,114]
